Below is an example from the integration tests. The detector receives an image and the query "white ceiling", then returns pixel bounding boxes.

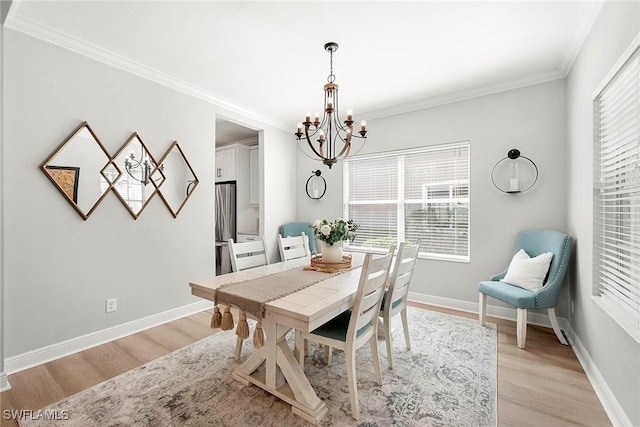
[7,0,604,133]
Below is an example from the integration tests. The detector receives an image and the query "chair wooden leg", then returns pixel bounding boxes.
[345,347,360,420]
[400,308,411,350]
[370,334,383,385]
[235,336,243,361]
[383,317,394,370]
[324,345,332,365]
[516,308,527,349]
[479,292,487,326]
[548,308,569,345]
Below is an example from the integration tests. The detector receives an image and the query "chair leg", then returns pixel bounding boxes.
[400,308,411,350]
[370,333,383,385]
[345,347,360,420]
[548,308,569,345]
[516,308,527,349]
[324,345,332,365]
[234,336,243,361]
[382,317,394,370]
[479,292,487,326]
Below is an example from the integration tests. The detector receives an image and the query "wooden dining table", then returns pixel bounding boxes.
[189,252,366,425]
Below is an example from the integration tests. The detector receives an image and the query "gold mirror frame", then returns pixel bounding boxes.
[152,141,199,218]
[109,132,164,220]
[40,122,114,220]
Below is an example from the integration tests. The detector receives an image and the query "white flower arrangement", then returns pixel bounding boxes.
[311,218,359,246]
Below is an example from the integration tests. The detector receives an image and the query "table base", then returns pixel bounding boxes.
[232,320,328,425]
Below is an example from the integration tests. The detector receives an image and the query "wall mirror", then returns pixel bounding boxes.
[108,133,164,219]
[40,122,114,220]
[153,141,199,218]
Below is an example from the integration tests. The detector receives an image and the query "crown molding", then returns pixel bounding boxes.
[560,1,604,77]
[4,14,290,132]
[361,69,566,121]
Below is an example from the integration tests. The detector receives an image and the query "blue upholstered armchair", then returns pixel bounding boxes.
[281,222,317,253]
[478,229,573,348]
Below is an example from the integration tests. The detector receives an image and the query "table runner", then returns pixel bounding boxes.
[209,257,363,346]
[214,267,343,320]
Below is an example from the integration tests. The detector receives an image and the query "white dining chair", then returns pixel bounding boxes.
[378,240,420,369]
[227,236,269,359]
[228,236,269,273]
[277,232,311,262]
[298,248,395,420]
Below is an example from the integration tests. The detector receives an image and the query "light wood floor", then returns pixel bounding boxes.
[0,304,612,427]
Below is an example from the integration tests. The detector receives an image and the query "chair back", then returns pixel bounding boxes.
[228,236,269,272]
[281,222,317,252]
[348,248,395,345]
[513,229,573,308]
[277,232,310,262]
[385,240,420,316]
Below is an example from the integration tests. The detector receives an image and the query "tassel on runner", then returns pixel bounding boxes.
[221,306,234,331]
[253,321,265,348]
[236,311,250,339]
[210,306,222,329]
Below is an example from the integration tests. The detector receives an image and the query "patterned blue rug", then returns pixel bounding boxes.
[20,308,497,426]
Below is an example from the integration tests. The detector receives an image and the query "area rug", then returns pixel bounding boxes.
[20,308,496,426]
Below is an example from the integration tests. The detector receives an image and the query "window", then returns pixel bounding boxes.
[593,35,640,342]
[343,142,469,262]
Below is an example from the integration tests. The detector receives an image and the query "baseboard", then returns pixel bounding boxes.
[0,371,10,391]
[4,300,213,375]
[565,324,633,427]
[407,291,555,328]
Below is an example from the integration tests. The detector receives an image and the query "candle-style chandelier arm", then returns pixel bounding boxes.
[124,148,163,186]
[303,125,326,160]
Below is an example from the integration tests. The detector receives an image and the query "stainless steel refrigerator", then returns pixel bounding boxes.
[215,182,236,275]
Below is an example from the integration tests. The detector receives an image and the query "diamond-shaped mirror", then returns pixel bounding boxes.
[110,133,164,219]
[40,122,113,220]
[153,141,199,218]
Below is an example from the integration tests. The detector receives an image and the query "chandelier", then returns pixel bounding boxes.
[295,42,367,168]
[124,150,163,186]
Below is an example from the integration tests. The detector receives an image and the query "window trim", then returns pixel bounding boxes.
[342,141,470,263]
[592,32,640,343]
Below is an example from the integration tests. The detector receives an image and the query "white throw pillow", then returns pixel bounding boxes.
[500,249,553,291]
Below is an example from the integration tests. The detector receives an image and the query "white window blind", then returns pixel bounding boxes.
[343,142,469,262]
[593,37,640,342]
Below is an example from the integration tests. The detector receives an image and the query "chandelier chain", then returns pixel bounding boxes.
[327,49,335,83]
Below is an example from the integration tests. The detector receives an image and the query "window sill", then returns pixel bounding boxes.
[345,247,469,263]
[591,295,640,343]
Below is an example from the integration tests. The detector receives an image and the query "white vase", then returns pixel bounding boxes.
[322,243,343,263]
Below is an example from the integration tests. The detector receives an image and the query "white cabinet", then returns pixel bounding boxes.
[215,148,236,182]
[249,146,259,206]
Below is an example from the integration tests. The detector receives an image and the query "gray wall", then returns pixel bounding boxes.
[297,79,568,314]
[566,1,640,425]
[262,130,298,263]
[2,29,296,359]
[3,29,214,356]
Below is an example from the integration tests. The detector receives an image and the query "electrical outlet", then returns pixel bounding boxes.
[571,300,575,315]
[106,298,117,313]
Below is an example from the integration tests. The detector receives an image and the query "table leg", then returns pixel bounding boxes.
[233,319,328,425]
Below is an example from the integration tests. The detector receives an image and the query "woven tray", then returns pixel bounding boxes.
[304,253,353,273]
